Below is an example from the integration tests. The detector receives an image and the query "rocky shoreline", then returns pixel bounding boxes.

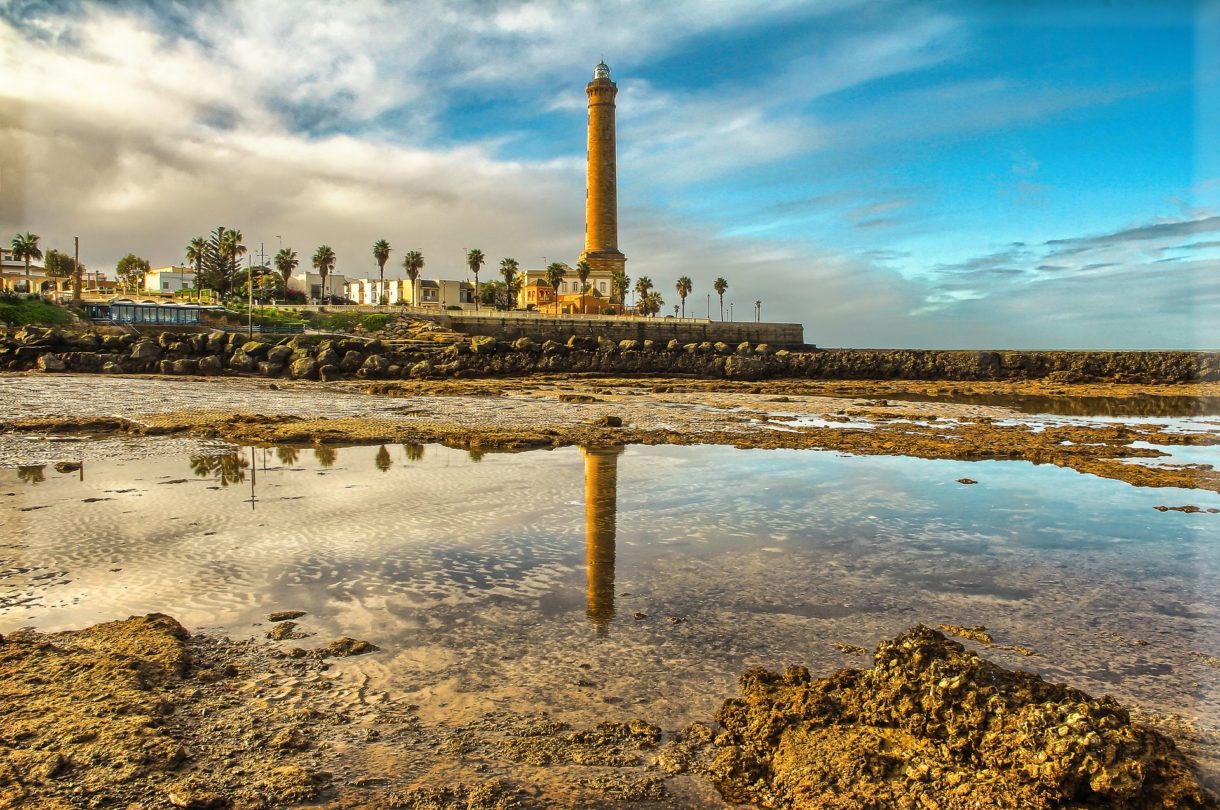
[4,324,1219,384]
[0,615,1213,809]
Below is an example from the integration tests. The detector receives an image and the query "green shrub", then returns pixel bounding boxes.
[361,313,390,331]
[0,297,74,326]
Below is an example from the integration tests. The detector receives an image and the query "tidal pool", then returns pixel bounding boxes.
[2,441,1219,768]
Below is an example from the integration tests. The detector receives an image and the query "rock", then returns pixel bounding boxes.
[938,624,994,644]
[36,354,65,372]
[313,637,379,658]
[315,348,340,368]
[205,332,227,353]
[567,335,597,351]
[359,354,389,377]
[318,364,343,382]
[754,343,771,355]
[642,339,656,351]
[711,625,1216,810]
[172,359,198,375]
[266,345,293,364]
[227,351,256,372]
[512,336,539,352]
[339,350,364,372]
[289,358,318,380]
[197,355,224,375]
[159,359,175,375]
[266,621,309,641]
[682,342,698,353]
[713,341,731,354]
[667,339,682,351]
[594,415,623,428]
[597,336,617,352]
[257,361,284,377]
[166,787,227,809]
[268,611,307,622]
[130,341,162,361]
[957,478,978,485]
[724,355,765,381]
[618,339,640,351]
[470,335,497,354]
[542,339,565,354]
[737,341,753,354]
[237,339,267,356]
[409,361,432,378]
[54,461,81,473]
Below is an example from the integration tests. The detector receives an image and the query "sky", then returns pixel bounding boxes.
[1,0,1217,349]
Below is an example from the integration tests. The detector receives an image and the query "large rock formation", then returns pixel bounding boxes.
[710,625,1216,809]
[2,324,1217,383]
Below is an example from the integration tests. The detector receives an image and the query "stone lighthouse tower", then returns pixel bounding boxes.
[579,61,626,278]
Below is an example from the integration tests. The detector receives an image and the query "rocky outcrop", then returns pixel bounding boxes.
[710,625,1217,809]
[2,326,1217,383]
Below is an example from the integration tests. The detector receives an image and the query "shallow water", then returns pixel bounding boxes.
[2,442,1219,762]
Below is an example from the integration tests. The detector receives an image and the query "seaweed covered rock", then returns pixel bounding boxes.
[710,625,1216,809]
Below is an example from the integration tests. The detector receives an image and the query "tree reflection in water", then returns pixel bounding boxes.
[401,443,425,462]
[374,445,392,473]
[314,447,338,468]
[188,453,249,486]
[275,446,300,466]
[16,465,45,484]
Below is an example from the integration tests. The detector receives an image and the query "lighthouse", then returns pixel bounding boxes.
[579,61,626,278]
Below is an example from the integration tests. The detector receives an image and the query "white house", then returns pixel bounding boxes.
[144,265,195,293]
[288,271,349,302]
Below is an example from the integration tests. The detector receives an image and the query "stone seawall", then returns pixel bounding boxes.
[435,314,806,347]
[2,327,1217,383]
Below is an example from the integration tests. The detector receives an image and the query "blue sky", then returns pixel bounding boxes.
[1,0,1217,348]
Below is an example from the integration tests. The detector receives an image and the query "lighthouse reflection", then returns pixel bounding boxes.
[582,445,623,636]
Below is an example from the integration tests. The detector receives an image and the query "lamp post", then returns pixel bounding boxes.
[729,302,733,322]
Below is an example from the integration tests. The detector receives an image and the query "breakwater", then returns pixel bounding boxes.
[2,327,1217,383]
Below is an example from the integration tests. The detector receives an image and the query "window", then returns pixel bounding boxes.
[599,281,607,292]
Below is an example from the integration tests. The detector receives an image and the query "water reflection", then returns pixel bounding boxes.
[16,465,45,484]
[276,446,300,465]
[374,446,392,473]
[402,443,425,462]
[314,447,337,468]
[583,445,623,636]
[188,453,248,486]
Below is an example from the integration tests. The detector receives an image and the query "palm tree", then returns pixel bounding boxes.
[312,245,336,303]
[575,260,591,295]
[466,249,485,312]
[755,299,762,322]
[544,262,566,316]
[639,290,663,317]
[372,239,391,303]
[185,237,206,298]
[714,277,728,321]
[675,275,692,318]
[611,268,630,308]
[499,257,520,309]
[633,276,653,313]
[274,248,298,293]
[9,232,41,294]
[402,250,424,306]
[221,229,246,294]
